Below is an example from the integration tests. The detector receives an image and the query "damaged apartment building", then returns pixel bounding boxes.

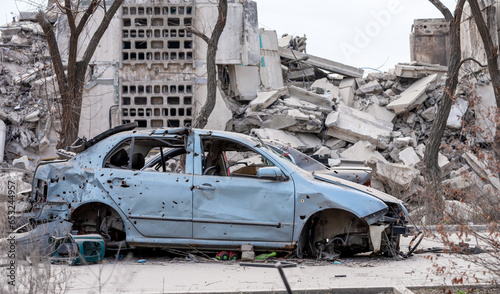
[75,0,261,139]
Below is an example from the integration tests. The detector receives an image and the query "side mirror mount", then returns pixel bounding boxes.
[256,167,287,181]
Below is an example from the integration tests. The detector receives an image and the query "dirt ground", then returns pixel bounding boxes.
[11,234,489,294]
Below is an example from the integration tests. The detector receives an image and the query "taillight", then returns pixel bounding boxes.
[363,180,371,187]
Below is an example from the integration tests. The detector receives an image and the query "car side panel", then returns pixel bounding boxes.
[192,175,295,242]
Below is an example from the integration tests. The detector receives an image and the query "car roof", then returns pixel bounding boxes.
[109,128,260,146]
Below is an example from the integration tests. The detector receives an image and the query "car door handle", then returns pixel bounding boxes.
[109,177,125,185]
[196,183,215,191]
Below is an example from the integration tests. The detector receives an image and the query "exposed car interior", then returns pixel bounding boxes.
[201,138,274,177]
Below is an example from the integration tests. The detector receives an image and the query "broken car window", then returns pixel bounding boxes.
[142,147,187,173]
[104,137,186,171]
[104,140,132,169]
[201,138,274,177]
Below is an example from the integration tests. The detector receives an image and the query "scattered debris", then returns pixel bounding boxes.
[50,234,106,265]
[241,244,255,261]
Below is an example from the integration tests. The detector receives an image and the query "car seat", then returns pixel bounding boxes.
[110,149,129,167]
[132,153,145,170]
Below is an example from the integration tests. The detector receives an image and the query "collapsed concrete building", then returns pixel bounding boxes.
[0,0,499,222]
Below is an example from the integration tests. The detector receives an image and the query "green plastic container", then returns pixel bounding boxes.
[50,234,105,265]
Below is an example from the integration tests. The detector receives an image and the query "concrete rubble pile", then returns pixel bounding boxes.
[0,16,60,197]
[0,16,59,171]
[230,33,498,221]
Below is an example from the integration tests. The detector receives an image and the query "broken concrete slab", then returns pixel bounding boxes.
[249,87,288,111]
[18,11,38,21]
[394,63,447,79]
[339,81,356,107]
[295,133,323,150]
[285,108,311,121]
[356,80,383,95]
[0,27,21,40]
[259,30,285,90]
[420,106,436,121]
[446,98,468,129]
[383,89,396,98]
[399,147,421,167]
[444,200,478,223]
[438,153,451,175]
[313,146,332,157]
[24,110,40,122]
[325,138,346,150]
[406,112,417,124]
[387,74,438,114]
[339,141,387,164]
[311,78,339,101]
[413,144,451,173]
[278,34,293,48]
[12,156,31,170]
[394,137,412,149]
[449,165,470,179]
[462,152,500,191]
[251,128,322,151]
[279,47,364,78]
[228,65,259,101]
[10,35,30,46]
[474,82,496,143]
[415,144,425,158]
[261,114,297,130]
[288,85,333,111]
[286,67,315,81]
[374,161,420,191]
[241,251,255,261]
[325,105,393,149]
[204,86,233,131]
[282,97,331,114]
[443,171,483,191]
[366,102,396,123]
[286,119,323,133]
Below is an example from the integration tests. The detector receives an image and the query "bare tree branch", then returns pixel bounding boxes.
[193,0,228,128]
[186,26,210,44]
[36,11,68,98]
[64,0,77,34]
[82,0,123,66]
[76,0,99,36]
[452,57,487,80]
[428,0,454,21]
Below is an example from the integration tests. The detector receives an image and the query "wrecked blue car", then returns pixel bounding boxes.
[27,125,410,257]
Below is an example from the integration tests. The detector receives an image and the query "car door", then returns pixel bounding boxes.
[99,134,194,238]
[192,135,295,242]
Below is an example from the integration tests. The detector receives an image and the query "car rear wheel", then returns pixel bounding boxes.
[70,203,127,251]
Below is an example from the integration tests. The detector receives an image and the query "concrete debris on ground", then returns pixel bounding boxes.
[230,32,498,209]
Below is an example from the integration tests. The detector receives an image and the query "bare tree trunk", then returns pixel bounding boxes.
[424,0,466,223]
[191,0,228,129]
[468,0,500,171]
[37,0,123,149]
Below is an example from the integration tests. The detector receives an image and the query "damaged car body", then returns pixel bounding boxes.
[24,126,411,257]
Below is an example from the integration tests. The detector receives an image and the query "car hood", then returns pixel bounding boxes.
[313,172,401,204]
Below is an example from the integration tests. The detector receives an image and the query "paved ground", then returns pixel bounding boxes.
[36,234,495,294]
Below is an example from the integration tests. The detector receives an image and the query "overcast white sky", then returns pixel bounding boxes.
[3,0,458,71]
